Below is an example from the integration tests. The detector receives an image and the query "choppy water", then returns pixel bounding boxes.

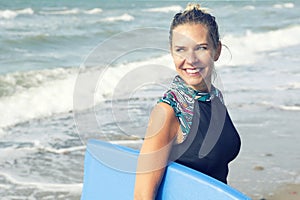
[0,0,299,199]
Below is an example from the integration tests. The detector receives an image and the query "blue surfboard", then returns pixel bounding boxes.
[81,139,250,200]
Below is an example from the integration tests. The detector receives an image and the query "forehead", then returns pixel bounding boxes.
[172,23,209,45]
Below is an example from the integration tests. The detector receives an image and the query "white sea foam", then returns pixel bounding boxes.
[0,8,34,19]
[0,67,74,97]
[0,183,10,189]
[278,105,300,111]
[242,5,255,10]
[259,101,300,111]
[39,8,102,15]
[93,54,173,104]
[101,13,134,22]
[40,8,80,15]
[37,145,86,154]
[0,69,77,128]
[0,145,38,162]
[0,172,82,193]
[218,25,300,67]
[275,82,300,90]
[84,8,103,14]
[144,5,183,13]
[273,3,295,9]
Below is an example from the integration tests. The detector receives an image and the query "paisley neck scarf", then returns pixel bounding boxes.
[158,75,224,141]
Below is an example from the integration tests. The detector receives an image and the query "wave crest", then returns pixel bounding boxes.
[101,13,134,23]
[144,5,182,13]
[273,3,294,9]
[0,8,34,19]
[0,68,77,128]
[218,25,300,67]
[39,7,103,15]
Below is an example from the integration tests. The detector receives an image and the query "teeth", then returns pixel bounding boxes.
[186,68,200,74]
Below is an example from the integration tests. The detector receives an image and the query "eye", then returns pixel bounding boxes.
[175,47,185,52]
[195,45,208,51]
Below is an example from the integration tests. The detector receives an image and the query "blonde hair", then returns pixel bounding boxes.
[184,3,209,14]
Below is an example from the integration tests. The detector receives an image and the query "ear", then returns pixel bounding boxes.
[214,41,222,61]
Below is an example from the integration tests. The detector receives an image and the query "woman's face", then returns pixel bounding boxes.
[171,23,221,91]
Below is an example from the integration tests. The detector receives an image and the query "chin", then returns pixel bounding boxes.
[179,71,212,90]
[181,76,205,89]
[186,78,203,86]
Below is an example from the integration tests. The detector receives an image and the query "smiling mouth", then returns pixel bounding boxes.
[184,68,204,76]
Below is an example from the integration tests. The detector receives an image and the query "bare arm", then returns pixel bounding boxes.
[134,103,179,200]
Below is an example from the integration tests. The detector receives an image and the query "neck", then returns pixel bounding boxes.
[191,78,212,92]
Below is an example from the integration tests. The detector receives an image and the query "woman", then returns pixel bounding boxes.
[134,3,241,200]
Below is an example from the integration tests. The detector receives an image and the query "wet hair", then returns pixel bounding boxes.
[169,3,220,49]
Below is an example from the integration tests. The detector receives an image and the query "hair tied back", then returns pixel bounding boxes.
[184,3,210,14]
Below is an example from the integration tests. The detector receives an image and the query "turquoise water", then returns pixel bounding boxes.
[0,0,299,199]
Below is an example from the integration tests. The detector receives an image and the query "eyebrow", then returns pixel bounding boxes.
[196,43,208,46]
[174,46,185,48]
[175,43,208,47]
[174,43,208,47]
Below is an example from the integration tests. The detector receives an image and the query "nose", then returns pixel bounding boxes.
[185,51,198,65]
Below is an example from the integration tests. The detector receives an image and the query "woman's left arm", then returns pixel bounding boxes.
[134,103,179,200]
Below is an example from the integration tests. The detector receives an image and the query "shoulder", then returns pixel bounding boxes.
[157,101,174,113]
[154,102,178,125]
[145,102,179,141]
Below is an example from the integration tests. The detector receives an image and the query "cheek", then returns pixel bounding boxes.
[172,53,185,68]
[199,52,215,67]
[204,55,214,66]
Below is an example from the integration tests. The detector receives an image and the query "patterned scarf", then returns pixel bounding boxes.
[158,75,224,141]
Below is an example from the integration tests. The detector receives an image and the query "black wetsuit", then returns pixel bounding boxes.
[170,97,241,184]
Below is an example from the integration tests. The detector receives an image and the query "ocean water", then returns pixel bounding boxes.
[0,0,299,199]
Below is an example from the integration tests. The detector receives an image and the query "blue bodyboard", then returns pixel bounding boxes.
[81,139,250,200]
